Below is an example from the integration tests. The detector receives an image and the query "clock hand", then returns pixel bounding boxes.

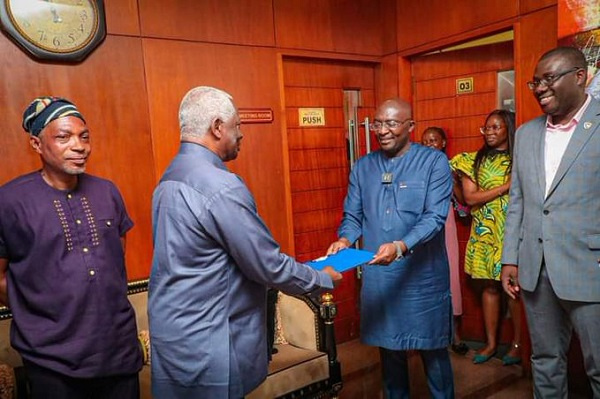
[50,7,63,23]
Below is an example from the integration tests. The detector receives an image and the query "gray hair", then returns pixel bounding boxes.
[179,86,236,140]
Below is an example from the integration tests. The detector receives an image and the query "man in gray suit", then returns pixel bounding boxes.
[501,46,600,398]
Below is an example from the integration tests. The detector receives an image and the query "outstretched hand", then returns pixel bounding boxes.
[321,266,343,287]
[326,238,351,255]
[368,243,397,265]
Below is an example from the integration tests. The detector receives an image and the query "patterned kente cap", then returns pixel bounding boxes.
[22,96,85,137]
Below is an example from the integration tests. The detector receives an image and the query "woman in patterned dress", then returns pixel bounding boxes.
[450,109,522,365]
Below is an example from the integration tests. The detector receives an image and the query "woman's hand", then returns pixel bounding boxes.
[461,175,511,207]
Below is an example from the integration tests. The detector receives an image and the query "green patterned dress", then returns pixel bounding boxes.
[450,152,511,280]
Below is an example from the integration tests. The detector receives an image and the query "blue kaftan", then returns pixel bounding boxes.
[149,143,333,398]
[338,144,453,350]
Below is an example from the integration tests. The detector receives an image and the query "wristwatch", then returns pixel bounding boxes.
[393,241,404,260]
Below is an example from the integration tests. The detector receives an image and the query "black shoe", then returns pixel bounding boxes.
[451,342,469,356]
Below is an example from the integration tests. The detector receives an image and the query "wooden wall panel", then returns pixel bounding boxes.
[381,0,398,54]
[520,0,557,14]
[412,42,514,81]
[290,169,348,192]
[142,39,293,252]
[0,35,40,181]
[416,98,457,121]
[285,88,345,107]
[360,90,376,108]
[138,0,275,46]
[514,6,558,126]
[283,59,377,88]
[289,149,347,170]
[287,128,345,149]
[397,0,519,52]
[292,210,341,235]
[456,93,498,116]
[291,188,347,214]
[105,0,140,35]
[0,35,155,280]
[416,93,496,122]
[274,0,389,56]
[415,79,457,102]
[375,54,400,103]
[397,56,412,102]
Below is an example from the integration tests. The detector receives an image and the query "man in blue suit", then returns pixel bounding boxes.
[502,46,600,398]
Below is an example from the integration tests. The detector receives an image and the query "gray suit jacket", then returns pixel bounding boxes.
[502,97,600,302]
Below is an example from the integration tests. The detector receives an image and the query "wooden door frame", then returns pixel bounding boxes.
[275,51,382,257]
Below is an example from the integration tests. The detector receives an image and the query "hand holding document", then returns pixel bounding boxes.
[307,248,376,273]
[320,266,343,287]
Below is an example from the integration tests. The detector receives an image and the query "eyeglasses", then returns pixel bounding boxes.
[369,119,412,131]
[526,67,582,90]
[480,124,504,134]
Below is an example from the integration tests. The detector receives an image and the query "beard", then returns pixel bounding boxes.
[63,165,86,175]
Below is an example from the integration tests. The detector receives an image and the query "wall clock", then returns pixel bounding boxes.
[0,0,106,62]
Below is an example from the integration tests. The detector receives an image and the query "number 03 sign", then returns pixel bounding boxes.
[456,77,474,94]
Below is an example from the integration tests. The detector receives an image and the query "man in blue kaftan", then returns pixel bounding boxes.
[149,86,342,399]
[328,98,454,398]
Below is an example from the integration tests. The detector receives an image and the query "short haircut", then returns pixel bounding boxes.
[179,86,236,140]
[540,46,587,69]
[423,126,447,141]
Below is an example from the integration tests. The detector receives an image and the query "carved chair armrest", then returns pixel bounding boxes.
[278,292,343,396]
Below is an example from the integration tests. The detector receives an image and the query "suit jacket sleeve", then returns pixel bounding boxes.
[203,183,334,294]
[501,125,525,266]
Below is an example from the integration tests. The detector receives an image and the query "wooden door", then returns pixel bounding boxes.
[412,41,517,344]
[282,57,377,343]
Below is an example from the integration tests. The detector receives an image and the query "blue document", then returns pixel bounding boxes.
[307,248,375,273]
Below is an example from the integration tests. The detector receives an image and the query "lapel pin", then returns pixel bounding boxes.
[583,121,593,129]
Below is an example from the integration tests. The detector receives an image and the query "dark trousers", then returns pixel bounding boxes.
[380,347,454,399]
[23,360,140,399]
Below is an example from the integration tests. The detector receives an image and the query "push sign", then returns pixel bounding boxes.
[298,108,326,127]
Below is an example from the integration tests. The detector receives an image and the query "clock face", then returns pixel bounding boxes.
[5,0,98,54]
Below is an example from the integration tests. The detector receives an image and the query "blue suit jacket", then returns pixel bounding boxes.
[502,98,600,302]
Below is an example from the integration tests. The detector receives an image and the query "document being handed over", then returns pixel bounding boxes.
[307,248,375,273]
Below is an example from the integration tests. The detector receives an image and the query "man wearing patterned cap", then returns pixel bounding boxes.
[0,97,142,398]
